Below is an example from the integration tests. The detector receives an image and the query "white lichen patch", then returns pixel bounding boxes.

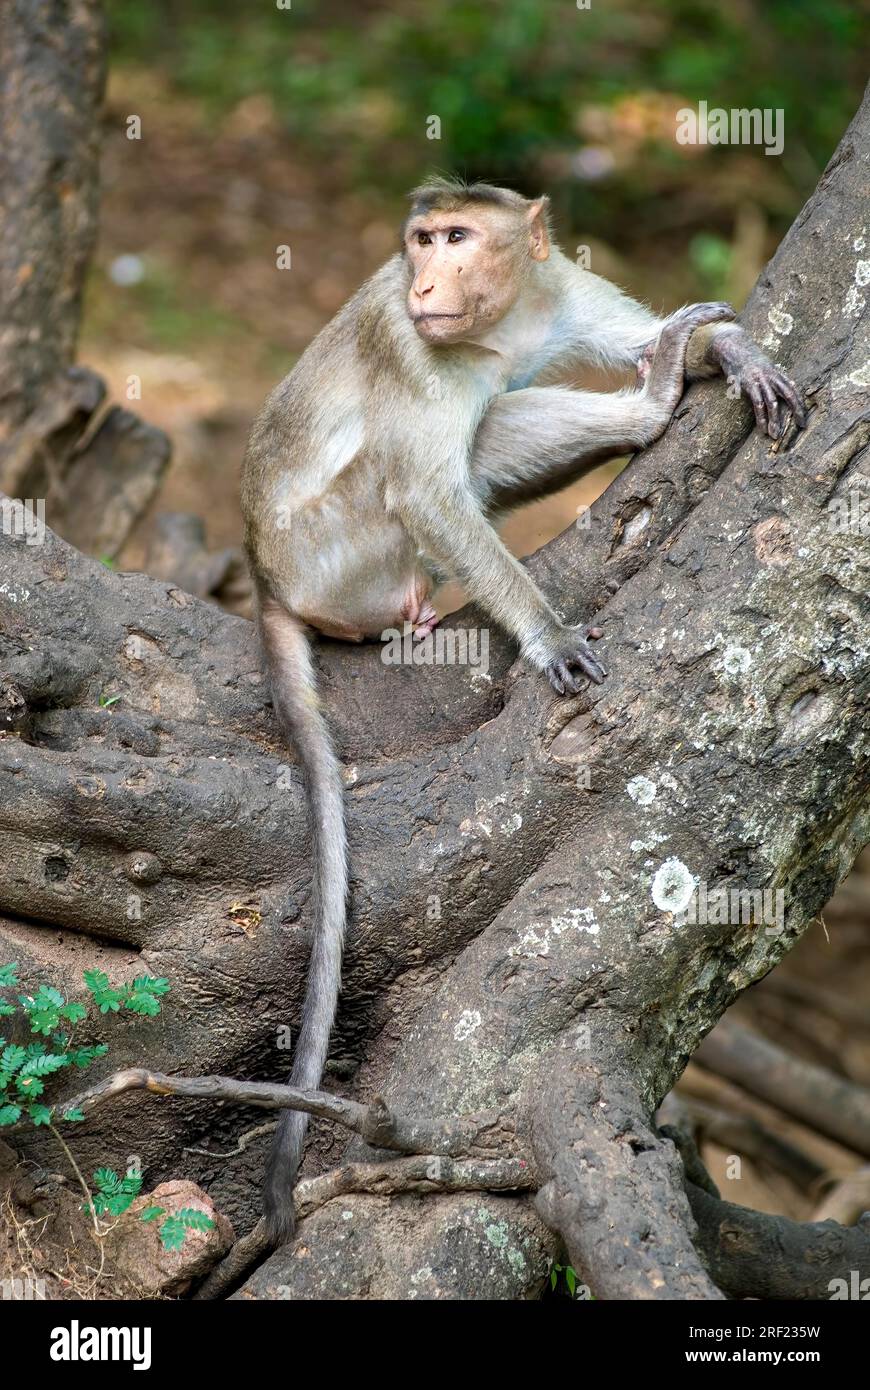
[0,582,30,603]
[509,925,550,957]
[626,775,657,806]
[854,236,866,251]
[846,362,870,388]
[844,284,864,317]
[651,857,696,914]
[552,906,599,935]
[483,1219,509,1250]
[719,644,752,676]
[767,306,794,336]
[509,906,600,958]
[856,260,870,287]
[453,1009,482,1041]
[459,796,519,840]
[631,831,670,853]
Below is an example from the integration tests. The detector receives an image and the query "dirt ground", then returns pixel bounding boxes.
[0,1146,141,1301]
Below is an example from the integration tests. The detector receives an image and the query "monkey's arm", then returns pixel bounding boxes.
[394,467,606,691]
[543,261,805,439]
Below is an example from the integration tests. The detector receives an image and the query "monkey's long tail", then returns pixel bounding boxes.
[258,597,348,1247]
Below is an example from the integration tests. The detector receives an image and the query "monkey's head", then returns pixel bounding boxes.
[403,178,550,344]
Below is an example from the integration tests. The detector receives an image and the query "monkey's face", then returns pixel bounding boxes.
[404,207,533,344]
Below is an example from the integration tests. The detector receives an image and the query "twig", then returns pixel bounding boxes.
[184,1120,277,1159]
[694,1023,870,1157]
[759,973,870,1032]
[16,1067,510,1161]
[48,1122,98,1237]
[681,1096,824,1190]
[812,1166,870,1225]
[295,1154,534,1219]
[687,1182,870,1300]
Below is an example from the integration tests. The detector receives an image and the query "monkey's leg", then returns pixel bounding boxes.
[472,385,672,516]
[473,302,735,516]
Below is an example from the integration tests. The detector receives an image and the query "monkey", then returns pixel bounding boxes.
[241,177,806,1245]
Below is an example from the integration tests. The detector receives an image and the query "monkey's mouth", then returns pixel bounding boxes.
[413,313,464,323]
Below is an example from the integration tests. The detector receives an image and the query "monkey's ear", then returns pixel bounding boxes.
[526,197,550,261]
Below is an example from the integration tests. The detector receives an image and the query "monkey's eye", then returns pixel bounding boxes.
[447,229,466,243]
[417,231,432,245]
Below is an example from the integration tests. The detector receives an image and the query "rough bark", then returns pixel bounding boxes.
[1,78,868,1298]
[0,0,169,555]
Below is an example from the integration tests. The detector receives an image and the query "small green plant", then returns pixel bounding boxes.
[550,1262,577,1297]
[141,1204,216,1251]
[550,1262,593,1300]
[0,963,212,1250]
[88,1169,215,1250]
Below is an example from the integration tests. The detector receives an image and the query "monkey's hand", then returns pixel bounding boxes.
[537,624,606,695]
[708,328,807,440]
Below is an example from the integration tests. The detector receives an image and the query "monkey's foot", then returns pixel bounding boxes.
[545,624,607,694]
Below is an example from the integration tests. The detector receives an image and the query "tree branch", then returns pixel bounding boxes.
[0,1,168,553]
[687,1184,870,1300]
[533,1064,724,1299]
[695,1023,870,1156]
[11,1066,523,1165]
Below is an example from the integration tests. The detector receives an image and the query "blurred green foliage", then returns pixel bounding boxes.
[107,0,865,239]
[689,231,732,295]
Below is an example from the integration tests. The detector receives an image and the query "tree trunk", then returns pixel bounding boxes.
[0,57,868,1297]
[0,0,169,556]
